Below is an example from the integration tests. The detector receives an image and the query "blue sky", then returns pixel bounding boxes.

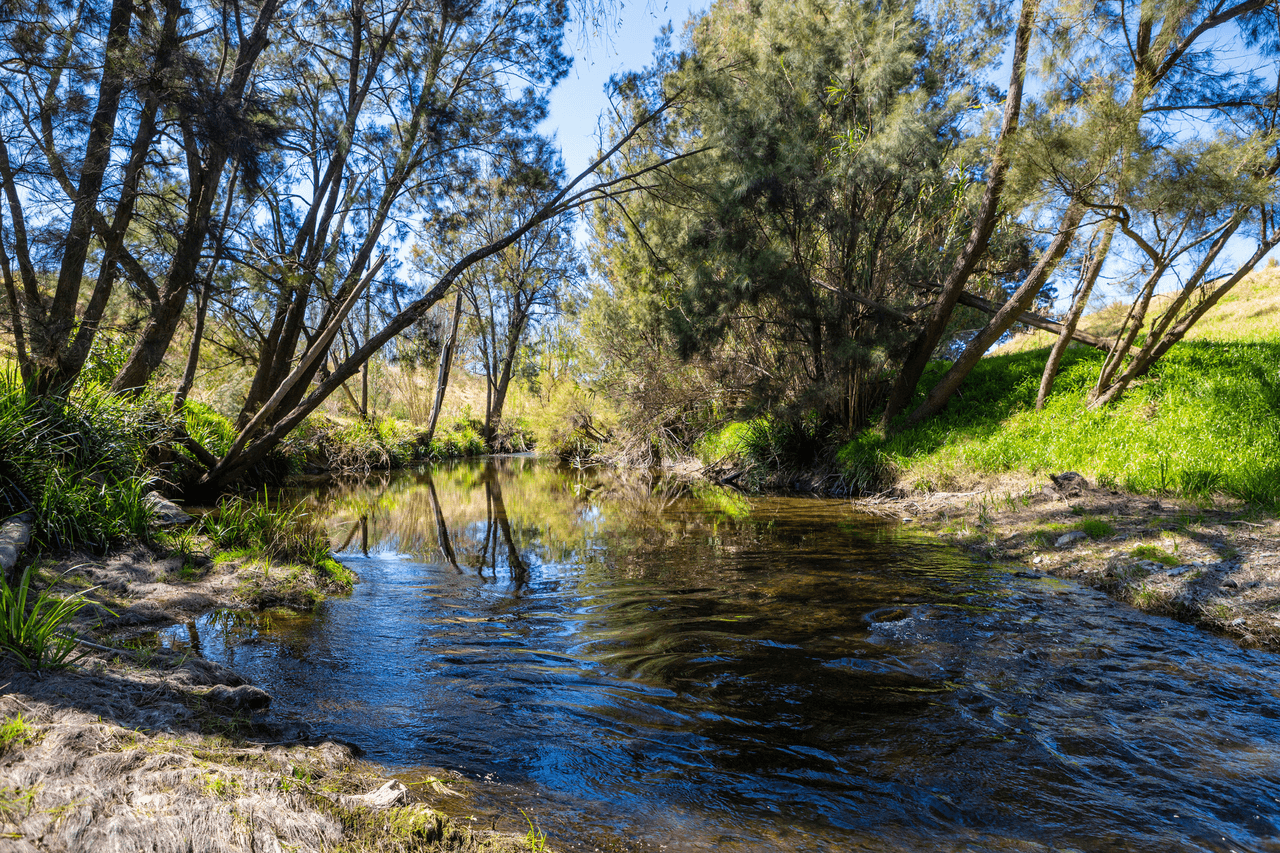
[542,0,704,178]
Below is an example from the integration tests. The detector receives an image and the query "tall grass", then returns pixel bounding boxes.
[844,338,1280,507]
[202,492,332,567]
[0,375,159,550]
[0,566,99,671]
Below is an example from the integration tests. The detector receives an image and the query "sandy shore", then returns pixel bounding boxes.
[854,471,1280,650]
[0,541,547,853]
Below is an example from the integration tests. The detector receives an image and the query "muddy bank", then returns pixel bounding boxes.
[855,472,1280,650]
[0,539,552,852]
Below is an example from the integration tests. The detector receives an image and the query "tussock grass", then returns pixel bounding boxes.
[0,566,101,671]
[203,493,330,568]
[202,493,354,596]
[0,375,159,550]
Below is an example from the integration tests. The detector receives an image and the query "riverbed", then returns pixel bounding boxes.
[165,458,1280,853]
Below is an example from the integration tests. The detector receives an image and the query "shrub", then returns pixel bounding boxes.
[0,567,100,671]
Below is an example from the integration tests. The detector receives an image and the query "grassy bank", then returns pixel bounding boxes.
[842,335,1280,507]
[842,267,1280,506]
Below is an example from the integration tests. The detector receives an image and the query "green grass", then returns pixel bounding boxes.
[202,492,333,569]
[0,375,160,550]
[0,715,35,754]
[1130,544,1179,566]
[840,335,1280,508]
[0,566,102,671]
[1077,518,1116,538]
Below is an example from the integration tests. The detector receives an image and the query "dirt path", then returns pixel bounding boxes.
[855,472,1280,650]
[0,543,549,853]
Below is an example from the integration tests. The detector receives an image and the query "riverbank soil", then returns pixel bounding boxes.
[856,473,1280,650]
[0,543,546,853]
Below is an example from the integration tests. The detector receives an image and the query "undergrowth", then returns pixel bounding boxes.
[203,493,354,594]
[0,373,159,550]
[0,566,101,671]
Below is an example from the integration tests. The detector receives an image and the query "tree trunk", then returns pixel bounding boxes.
[425,291,464,443]
[1090,207,1279,408]
[33,0,135,394]
[1036,222,1115,409]
[175,163,239,411]
[0,206,31,388]
[174,283,210,411]
[879,0,1037,432]
[111,0,283,394]
[486,314,526,444]
[904,200,1084,427]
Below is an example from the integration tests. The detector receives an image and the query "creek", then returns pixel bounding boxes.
[168,458,1280,852]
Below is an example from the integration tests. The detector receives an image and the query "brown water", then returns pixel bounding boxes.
[172,458,1280,852]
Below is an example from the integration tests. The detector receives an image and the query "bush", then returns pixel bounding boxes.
[0,376,158,550]
[0,567,100,671]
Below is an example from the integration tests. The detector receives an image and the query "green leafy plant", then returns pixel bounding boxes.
[0,567,102,671]
[0,715,35,754]
[520,809,548,853]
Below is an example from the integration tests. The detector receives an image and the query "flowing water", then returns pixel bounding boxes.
[169,458,1280,852]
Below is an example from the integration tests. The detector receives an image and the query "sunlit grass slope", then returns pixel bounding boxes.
[841,266,1280,507]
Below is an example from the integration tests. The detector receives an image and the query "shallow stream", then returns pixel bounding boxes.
[169,458,1280,852]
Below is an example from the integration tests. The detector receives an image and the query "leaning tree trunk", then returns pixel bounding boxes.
[879,0,1037,432]
[904,200,1084,428]
[425,291,464,443]
[1036,222,1114,409]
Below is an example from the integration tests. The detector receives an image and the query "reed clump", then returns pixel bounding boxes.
[0,375,159,551]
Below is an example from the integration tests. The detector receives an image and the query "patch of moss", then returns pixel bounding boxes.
[1077,518,1116,538]
[1130,544,1179,566]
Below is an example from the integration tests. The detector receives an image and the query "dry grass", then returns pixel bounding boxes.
[998,263,1280,354]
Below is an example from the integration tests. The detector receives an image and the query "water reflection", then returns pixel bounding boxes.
[174,459,1280,853]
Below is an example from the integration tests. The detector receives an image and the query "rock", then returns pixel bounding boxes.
[144,492,194,527]
[1050,472,1089,497]
[1136,560,1164,572]
[346,780,409,810]
[1033,556,1043,564]
[1056,531,1088,547]
[1222,578,1239,589]
[1167,564,1196,577]
[201,684,272,713]
[0,513,33,576]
